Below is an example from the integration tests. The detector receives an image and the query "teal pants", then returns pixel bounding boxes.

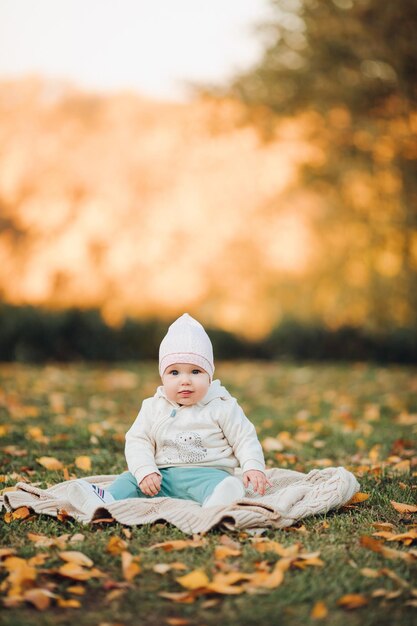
[108,467,230,505]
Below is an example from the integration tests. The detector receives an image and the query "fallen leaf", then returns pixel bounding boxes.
[105,588,126,603]
[106,536,128,555]
[75,456,92,471]
[360,567,381,578]
[59,551,94,568]
[57,509,70,522]
[159,590,199,603]
[372,529,417,545]
[10,506,31,521]
[36,457,64,471]
[390,501,417,514]
[165,619,190,625]
[360,536,416,562]
[28,554,49,566]
[56,597,81,608]
[337,594,368,609]
[245,560,285,590]
[23,588,55,610]
[311,600,328,619]
[121,551,141,582]
[58,562,103,581]
[2,556,37,596]
[176,569,209,590]
[67,585,86,595]
[373,522,395,531]
[344,492,369,505]
[214,545,241,560]
[0,548,16,559]
[149,538,207,552]
[153,562,187,574]
[219,534,241,550]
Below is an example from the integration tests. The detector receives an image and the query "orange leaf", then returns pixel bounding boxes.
[56,597,81,608]
[106,536,128,555]
[149,538,207,552]
[153,562,187,574]
[214,545,241,560]
[67,585,85,595]
[74,456,92,471]
[159,591,199,603]
[11,506,31,521]
[176,569,209,590]
[345,492,369,505]
[337,594,368,610]
[23,588,55,611]
[59,551,94,568]
[311,601,328,619]
[121,551,141,582]
[390,500,417,514]
[58,562,103,581]
[166,619,190,626]
[36,456,64,471]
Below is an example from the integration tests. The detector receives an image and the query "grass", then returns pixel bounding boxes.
[0,360,416,626]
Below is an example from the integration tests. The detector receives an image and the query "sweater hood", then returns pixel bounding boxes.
[155,379,232,406]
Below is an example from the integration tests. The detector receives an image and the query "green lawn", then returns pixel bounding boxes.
[0,361,416,626]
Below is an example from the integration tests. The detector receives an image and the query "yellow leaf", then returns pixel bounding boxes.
[345,492,369,505]
[390,500,417,514]
[337,594,368,610]
[153,562,187,574]
[10,506,31,521]
[159,591,198,603]
[3,556,37,595]
[59,551,94,568]
[74,456,92,471]
[37,456,63,471]
[311,601,328,619]
[28,554,49,566]
[121,551,141,582]
[360,567,381,578]
[247,561,285,589]
[56,597,81,608]
[67,585,86,595]
[27,533,56,547]
[23,588,55,611]
[176,569,210,590]
[214,545,241,560]
[166,619,191,626]
[0,548,16,559]
[58,562,101,581]
[106,536,128,555]
[360,536,416,562]
[149,538,207,552]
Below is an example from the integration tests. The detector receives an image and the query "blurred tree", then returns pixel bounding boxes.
[228,0,417,331]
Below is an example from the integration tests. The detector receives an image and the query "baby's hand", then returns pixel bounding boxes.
[243,470,272,496]
[139,472,162,497]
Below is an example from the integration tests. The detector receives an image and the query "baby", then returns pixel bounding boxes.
[68,313,271,515]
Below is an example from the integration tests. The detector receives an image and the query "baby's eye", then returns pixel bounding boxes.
[170,370,179,376]
[192,369,201,375]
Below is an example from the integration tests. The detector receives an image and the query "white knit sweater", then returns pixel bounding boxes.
[125,380,266,484]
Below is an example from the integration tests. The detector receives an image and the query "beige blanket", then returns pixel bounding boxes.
[1,467,359,534]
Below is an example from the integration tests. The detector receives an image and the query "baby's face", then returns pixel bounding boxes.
[162,363,210,406]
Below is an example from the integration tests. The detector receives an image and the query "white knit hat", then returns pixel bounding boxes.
[159,313,214,380]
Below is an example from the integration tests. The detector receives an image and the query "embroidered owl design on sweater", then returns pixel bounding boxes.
[161,431,208,463]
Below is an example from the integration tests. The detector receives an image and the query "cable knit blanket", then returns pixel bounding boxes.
[1,467,359,534]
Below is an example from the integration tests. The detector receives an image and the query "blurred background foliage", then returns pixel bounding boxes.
[0,0,416,362]
[227,0,417,332]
